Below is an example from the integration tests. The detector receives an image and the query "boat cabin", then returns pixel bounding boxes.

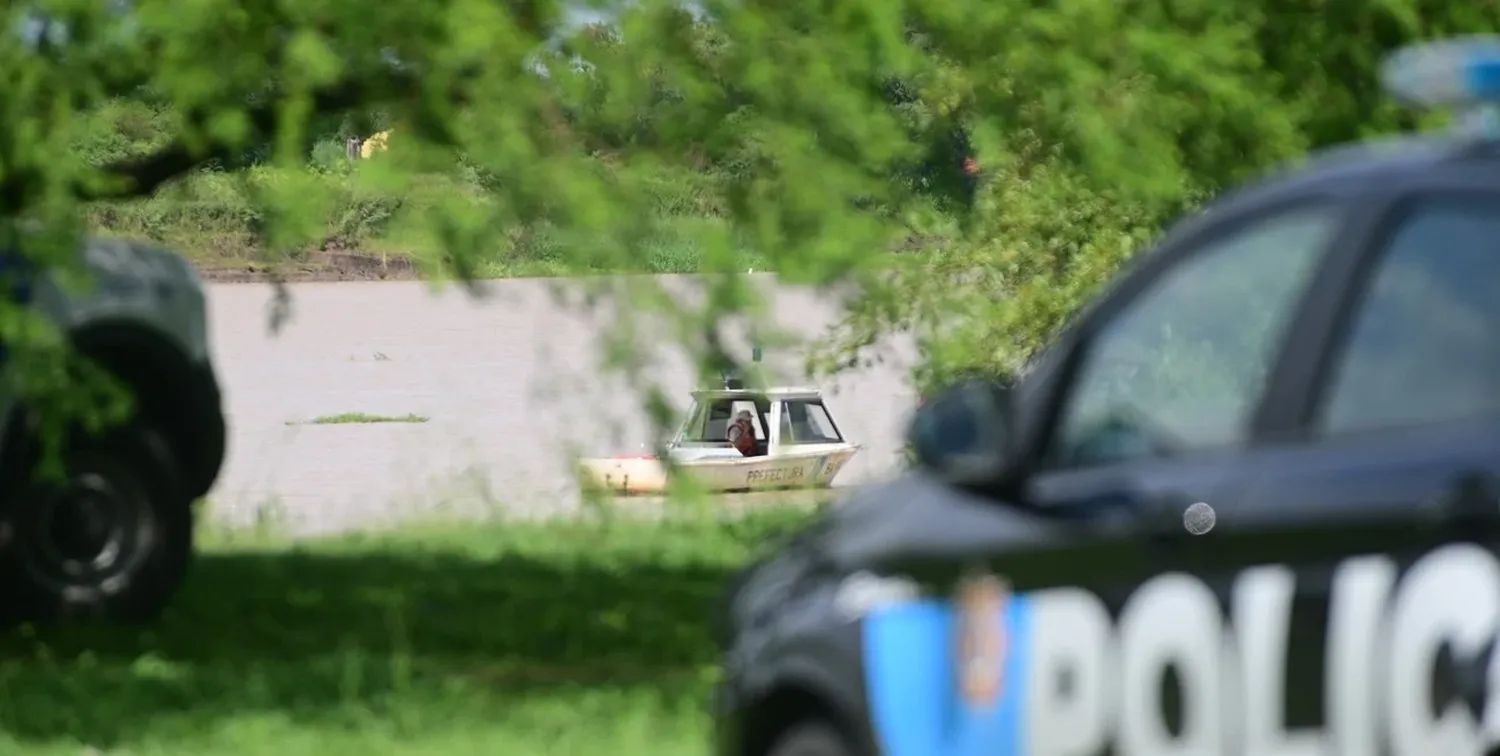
[673,387,846,457]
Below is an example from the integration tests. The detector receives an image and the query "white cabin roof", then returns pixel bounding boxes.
[690,386,826,401]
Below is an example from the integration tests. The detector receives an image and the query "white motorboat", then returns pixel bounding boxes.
[578,384,861,495]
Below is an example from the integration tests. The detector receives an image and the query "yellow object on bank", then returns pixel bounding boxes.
[360,130,392,159]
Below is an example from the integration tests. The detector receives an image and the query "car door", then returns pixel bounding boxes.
[1219,182,1500,539]
[1207,182,1500,755]
[1017,195,1356,572]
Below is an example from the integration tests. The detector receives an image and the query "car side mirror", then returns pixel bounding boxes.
[907,379,1015,484]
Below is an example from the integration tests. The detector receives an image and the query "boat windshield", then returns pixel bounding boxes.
[679,398,766,442]
[778,399,844,445]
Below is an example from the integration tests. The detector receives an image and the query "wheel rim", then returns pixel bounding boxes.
[18,464,156,597]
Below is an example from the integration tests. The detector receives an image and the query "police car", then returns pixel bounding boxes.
[0,238,226,623]
[716,38,1500,756]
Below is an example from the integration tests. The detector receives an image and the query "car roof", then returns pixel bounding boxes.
[1205,133,1484,215]
[1109,131,1497,285]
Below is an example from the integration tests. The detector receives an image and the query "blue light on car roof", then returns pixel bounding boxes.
[1383,37,1500,110]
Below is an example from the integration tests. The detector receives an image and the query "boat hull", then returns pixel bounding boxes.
[578,447,859,496]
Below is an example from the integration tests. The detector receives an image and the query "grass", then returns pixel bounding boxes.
[85,164,773,279]
[0,506,819,755]
[293,413,430,426]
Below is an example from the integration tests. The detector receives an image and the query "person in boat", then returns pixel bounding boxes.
[727,409,759,457]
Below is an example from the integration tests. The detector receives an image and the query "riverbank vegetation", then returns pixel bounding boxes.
[81,97,767,278]
[0,506,816,755]
[89,163,761,279]
[6,0,1493,407]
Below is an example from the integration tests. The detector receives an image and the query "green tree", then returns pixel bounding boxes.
[813,1,1500,396]
[3,0,1491,424]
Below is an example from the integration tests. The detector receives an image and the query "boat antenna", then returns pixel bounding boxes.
[721,366,744,390]
[720,345,762,390]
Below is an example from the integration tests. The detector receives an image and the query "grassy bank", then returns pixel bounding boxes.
[86,162,772,280]
[0,507,817,755]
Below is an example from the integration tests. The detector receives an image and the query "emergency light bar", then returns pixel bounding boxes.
[1382,36,1500,136]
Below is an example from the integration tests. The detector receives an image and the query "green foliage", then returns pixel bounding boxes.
[309,137,354,174]
[75,99,178,167]
[810,1,1500,395]
[2,0,1496,422]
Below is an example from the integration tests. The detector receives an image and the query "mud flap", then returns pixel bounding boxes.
[861,597,1033,756]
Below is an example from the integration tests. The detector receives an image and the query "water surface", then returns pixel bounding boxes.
[205,276,917,534]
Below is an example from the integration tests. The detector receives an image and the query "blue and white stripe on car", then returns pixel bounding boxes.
[862,595,1034,756]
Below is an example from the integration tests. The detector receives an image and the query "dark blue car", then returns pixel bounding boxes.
[0,238,227,625]
[715,38,1500,756]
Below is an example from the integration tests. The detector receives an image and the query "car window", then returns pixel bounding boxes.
[1318,197,1500,435]
[1047,206,1338,468]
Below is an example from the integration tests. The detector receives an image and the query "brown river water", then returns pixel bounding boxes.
[204,276,917,535]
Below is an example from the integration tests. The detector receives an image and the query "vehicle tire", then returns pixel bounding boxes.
[766,721,856,756]
[0,422,193,624]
